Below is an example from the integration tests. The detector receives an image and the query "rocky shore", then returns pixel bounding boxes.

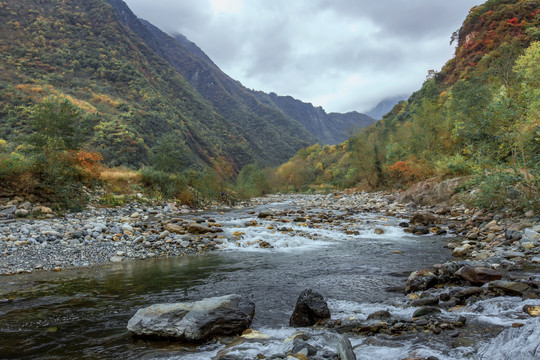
[1,190,539,278]
[1,186,540,359]
[0,196,240,275]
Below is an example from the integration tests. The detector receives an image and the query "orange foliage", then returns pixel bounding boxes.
[387,159,428,187]
[72,150,103,178]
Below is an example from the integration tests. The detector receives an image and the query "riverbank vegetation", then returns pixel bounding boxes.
[269,1,540,212]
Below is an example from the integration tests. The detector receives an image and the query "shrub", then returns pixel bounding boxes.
[139,167,188,199]
[468,170,539,211]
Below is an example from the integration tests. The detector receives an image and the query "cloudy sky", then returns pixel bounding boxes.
[123,0,483,113]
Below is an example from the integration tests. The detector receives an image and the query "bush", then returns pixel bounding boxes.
[139,167,188,200]
[235,164,271,198]
[468,170,539,211]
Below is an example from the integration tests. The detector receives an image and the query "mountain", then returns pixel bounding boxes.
[0,0,262,169]
[105,0,374,147]
[272,0,540,199]
[0,0,376,171]
[250,92,375,144]
[365,95,408,120]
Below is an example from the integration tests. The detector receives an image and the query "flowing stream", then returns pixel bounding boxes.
[0,198,536,359]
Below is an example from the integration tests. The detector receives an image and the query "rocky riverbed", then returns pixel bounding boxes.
[1,190,540,359]
[1,191,539,277]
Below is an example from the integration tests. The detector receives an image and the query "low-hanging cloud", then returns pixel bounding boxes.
[123,0,483,112]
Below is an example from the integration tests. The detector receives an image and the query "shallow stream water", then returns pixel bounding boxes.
[1,198,538,359]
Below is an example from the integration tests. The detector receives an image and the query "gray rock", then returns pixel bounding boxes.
[523,228,540,242]
[290,289,331,327]
[336,335,356,360]
[488,280,531,296]
[411,297,439,307]
[127,294,255,341]
[367,310,391,320]
[14,208,29,216]
[0,206,16,215]
[405,269,438,293]
[413,307,441,317]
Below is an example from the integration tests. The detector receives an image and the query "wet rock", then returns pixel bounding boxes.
[374,228,385,235]
[405,269,438,293]
[127,294,255,341]
[257,211,273,219]
[452,337,474,348]
[453,287,484,299]
[522,305,540,317]
[367,310,391,320]
[336,335,356,360]
[410,212,439,226]
[291,340,319,357]
[412,307,441,318]
[457,266,503,285]
[186,223,214,234]
[488,280,532,296]
[289,289,331,327]
[411,297,439,307]
[413,226,430,235]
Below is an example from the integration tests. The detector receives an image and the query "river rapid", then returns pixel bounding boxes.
[1,195,538,359]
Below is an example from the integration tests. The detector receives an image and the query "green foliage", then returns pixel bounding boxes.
[235,164,271,198]
[98,193,127,207]
[270,2,539,210]
[150,133,190,173]
[27,96,81,154]
[466,170,539,211]
[139,168,189,200]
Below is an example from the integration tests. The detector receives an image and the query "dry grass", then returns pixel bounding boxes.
[99,167,142,194]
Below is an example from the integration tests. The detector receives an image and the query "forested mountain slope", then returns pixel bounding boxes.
[105,0,375,148]
[274,0,539,210]
[0,0,261,170]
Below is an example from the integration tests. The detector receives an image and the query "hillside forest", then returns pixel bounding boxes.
[273,0,540,212]
[0,0,538,213]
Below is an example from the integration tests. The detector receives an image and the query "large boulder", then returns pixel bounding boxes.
[127,294,255,342]
[289,289,331,327]
[399,177,468,206]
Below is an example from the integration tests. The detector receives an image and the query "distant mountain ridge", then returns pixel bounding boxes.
[365,95,408,120]
[251,92,376,144]
[106,0,375,146]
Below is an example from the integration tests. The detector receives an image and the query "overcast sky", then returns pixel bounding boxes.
[123,0,483,113]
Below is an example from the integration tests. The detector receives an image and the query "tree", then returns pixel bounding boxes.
[150,133,189,173]
[28,96,81,154]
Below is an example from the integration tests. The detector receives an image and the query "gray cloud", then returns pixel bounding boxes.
[123,0,483,112]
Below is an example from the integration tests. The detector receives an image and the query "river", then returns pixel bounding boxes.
[1,197,537,359]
